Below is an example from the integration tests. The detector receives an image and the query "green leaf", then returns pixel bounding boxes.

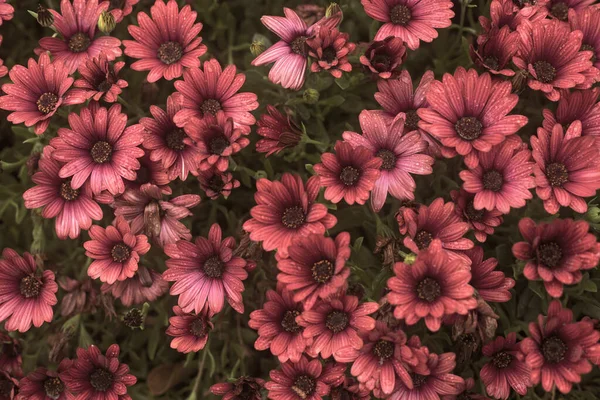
[318,95,345,107]
[353,237,364,253]
[78,324,93,348]
[528,280,545,299]
[582,279,598,293]
[147,326,160,361]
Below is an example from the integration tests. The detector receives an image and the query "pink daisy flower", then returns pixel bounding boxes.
[37,0,121,74]
[361,0,454,50]
[512,217,600,298]
[123,0,207,83]
[0,54,85,135]
[450,189,503,243]
[0,0,13,25]
[50,103,145,196]
[251,7,341,90]
[198,169,240,200]
[465,246,514,303]
[459,138,535,214]
[103,0,139,22]
[359,37,406,79]
[0,249,58,333]
[256,105,303,157]
[243,173,337,258]
[211,377,265,400]
[531,123,600,214]
[479,0,548,34]
[15,360,71,400]
[343,110,434,212]
[569,8,600,72]
[166,306,214,354]
[101,266,168,307]
[163,223,248,314]
[84,216,151,284]
[545,0,594,21]
[173,59,258,132]
[307,26,355,78]
[61,344,136,399]
[71,54,128,103]
[23,146,103,240]
[471,26,520,76]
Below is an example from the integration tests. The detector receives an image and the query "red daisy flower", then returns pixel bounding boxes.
[164,223,248,314]
[277,233,351,310]
[359,37,406,79]
[166,306,214,354]
[307,26,355,78]
[173,59,259,132]
[84,216,151,284]
[343,111,434,212]
[329,377,371,400]
[0,54,85,135]
[513,19,594,101]
[314,141,382,205]
[531,123,600,214]
[521,301,600,394]
[23,146,103,240]
[101,266,168,307]
[479,0,548,34]
[243,173,337,258]
[71,54,128,103]
[265,356,345,400]
[471,26,520,76]
[37,0,121,74]
[256,105,303,157]
[512,217,600,298]
[50,103,145,196]
[545,0,593,22]
[61,344,136,399]
[211,377,265,400]
[569,8,600,72]
[0,0,13,25]
[459,137,535,214]
[249,288,312,363]
[123,0,206,82]
[198,169,240,200]
[361,0,454,50]
[465,246,514,303]
[15,359,71,400]
[298,294,378,360]
[450,189,503,243]
[103,0,139,22]
[0,333,22,378]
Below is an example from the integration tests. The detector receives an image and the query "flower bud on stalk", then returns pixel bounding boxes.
[36,4,54,27]
[303,88,320,104]
[98,11,116,34]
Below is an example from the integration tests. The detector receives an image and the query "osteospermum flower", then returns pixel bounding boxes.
[451,189,503,243]
[71,54,128,103]
[471,26,520,76]
[256,105,303,156]
[479,0,548,34]
[50,103,145,196]
[361,0,454,50]
[307,26,355,78]
[465,246,514,303]
[16,359,71,400]
[343,110,434,212]
[166,306,214,354]
[359,37,406,79]
[173,59,259,132]
[62,344,136,399]
[459,138,535,214]
[0,53,85,135]
[243,173,337,258]
[569,8,600,72]
[531,123,600,214]
[419,67,528,168]
[198,169,240,199]
[23,146,103,240]
[123,0,207,82]
[164,223,248,314]
[37,0,121,74]
[512,217,599,298]
[211,377,265,400]
[0,0,13,25]
[101,266,169,307]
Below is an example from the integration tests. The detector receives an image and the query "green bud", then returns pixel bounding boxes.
[250,40,266,57]
[303,89,320,104]
[403,253,417,265]
[98,11,116,34]
[326,2,342,19]
[586,206,600,223]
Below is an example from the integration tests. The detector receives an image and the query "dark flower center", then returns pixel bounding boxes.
[458,394,473,400]
[482,170,503,192]
[371,54,392,71]
[166,129,187,151]
[203,255,224,278]
[44,377,65,400]
[537,242,562,268]
[311,260,334,283]
[90,368,114,392]
[546,162,568,187]
[189,318,208,337]
[533,61,556,84]
[123,308,144,328]
[325,311,349,333]
[390,4,412,25]
[0,378,13,397]
[550,2,569,21]
[200,99,222,116]
[60,181,79,201]
[581,44,597,63]
[461,333,477,346]
[465,201,484,221]
[292,375,316,399]
[414,230,433,249]
[322,47,338,63]
[0,343,17,358]
[157,41,183,65]
[237,382,258,400]
[68,32,91,53]
[291,36,309,57]
[404,109,420,132]
[20,275,42,298]
[542,336,567,363]
[339,166,360,186]
[417,277,441,302]
[281,310,302,333]
[376,149,396,170]
[373,339,394,361]
[210,135,229,155]
[90,141,113,164]
[36,92,59,114]
[281,206,306,229]
[207,175,225,193]
[455,117,483,141]
[492,351,513,369]
[97,79,113,92]
[483,56,500,71]
[111,243,131,262]
[412,373,428,388]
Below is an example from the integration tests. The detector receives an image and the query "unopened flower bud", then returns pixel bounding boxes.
[250,40,266,57]
[98,11,116,34]
[403,253,417,265]
[326,2,342,19]
[123,308,144,329]
[37,4,54,27]
[303,88,320,104]
[586,206,600,223]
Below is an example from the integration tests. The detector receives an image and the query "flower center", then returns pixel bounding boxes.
[189,318,208,337]
[390,4,412,25]
[404,109,420,132]
[210,135,229,155]
[581,44,597,63]
[203,255,224,278]
[550,2,569,21]
[464,201,484,221]
[20,275,42,298]
[372,54,392,71]
[373,339,394,361]
[90,368,114,392]
[60,181,80,201]
[339,166,360,186]
[281,206,306,229]
[200,99,222,116]
[546,162,568,187]
[455,117,483,141]
[36,92,59,114]
[207,175,225,193]
[417,277,441,302]
[482,170,503,192]
[292,375,316,399]
[542,336,567,363]
[166,129,187,151]
[325,311,349,333]
[376,149,396,170]
[537,242,562,268]
[90,141,113,164]
[533,61,556,84]
[157,41,183,65]
[68,32,91,53]
[123,308,143,328]
[412,373,428,388]
[311,260,334,283]
[281,310,302,333]
[44,377,65,400]
[492,351,513,369]
[483,56,500,71]
[111,243,131,262]
[97,79,113,92]
[291,36,309,57]
[237,382,257,400]
[414,230,433,250]
[322,47,337,63]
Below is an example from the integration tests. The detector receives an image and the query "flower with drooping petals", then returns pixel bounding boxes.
[103,0,139,22]
[71,54,128,103]
[479,0,548,34]
[471,26,520,76]
[307,26,355,78]
[545,0,593,21]
[465,246,514,303]
[0,0,13,25]
[15,359,71,400]
[569,8,600,72]
[166,306,214,354]
[451,189,503,243]
[127,154,172,194]
[359,37,406,79]
[512,217,600,298]
[211,377,265,400]
[256,105,303,156]
[198,169,240,200]
[101,266,169,307]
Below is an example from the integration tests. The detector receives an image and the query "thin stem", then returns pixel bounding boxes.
[190,340,210,397]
